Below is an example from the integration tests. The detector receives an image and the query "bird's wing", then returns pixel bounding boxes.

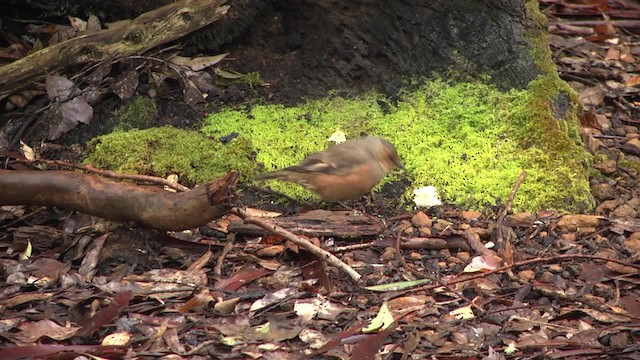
[286,141,371,175]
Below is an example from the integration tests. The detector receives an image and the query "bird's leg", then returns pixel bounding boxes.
[365,190,377,206]
[338,200,369,215]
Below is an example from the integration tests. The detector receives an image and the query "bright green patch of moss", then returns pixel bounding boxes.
[110,95,157,130]
[84,76,592,211]
[84,127,256,186]
[201,77,593,212]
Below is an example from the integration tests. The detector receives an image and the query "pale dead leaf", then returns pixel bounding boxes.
[87,14,102,33]
[49,27,77,44]
[578,86,606,106]
[68,16,87,31]
[245,207,281,218]
[19,140,35,161]
[46,75,75,102]
[102,331,131,346]
[169,53,229,71]
[463,254,503,272]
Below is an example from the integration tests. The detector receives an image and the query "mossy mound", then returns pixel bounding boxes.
[201,77,592,212]
[85,77,593,212]
[84,127,256,186]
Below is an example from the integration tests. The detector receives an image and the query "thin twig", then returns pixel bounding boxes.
[214,234,235,277]
[330,241,375,253]
[496,171,526,262]
[15,158,190,192]
[230,207,361,282]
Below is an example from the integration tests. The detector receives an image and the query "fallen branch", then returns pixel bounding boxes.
[228,209,384,238]
[0,0,229,100]
[496,170,526,263]
[0,170,238,231]
[230,208,362,283]
[16,158,190,192]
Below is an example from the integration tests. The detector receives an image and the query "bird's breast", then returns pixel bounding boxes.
[305,164,382,201]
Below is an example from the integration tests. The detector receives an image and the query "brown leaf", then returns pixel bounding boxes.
[112,70,139,100]
[13,319,80,343]
[578,86,606,106]
[78,290,134,336]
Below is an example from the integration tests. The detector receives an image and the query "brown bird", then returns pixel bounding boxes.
[254,136,404,201]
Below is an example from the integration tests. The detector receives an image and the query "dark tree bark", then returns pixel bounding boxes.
[214,0,546,103]
[1,0,547,103]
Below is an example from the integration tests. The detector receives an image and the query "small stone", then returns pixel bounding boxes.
[506,212,535,227]
[591,182,617,201]
[411,211,432,228]
[624,232,640,254]
[398,220,412,232]
[557,214,601,231]
[409,252,422,260]
[595,199,621,215]
[456,251,471,262]
[593,234,608,243]
[438,261,447,269]
[593,159,617,174]
[418,226,432,237]
[438,249,451,257]
[622,137,640,156]
[595,114,611,131]
[518,270,536,281]
[461,211,482,221]
[595,248,618,259]
[403,226,415,236]
[560,233,576,243]
[548,264,562,272]
[380,247,397,261]
[610,204,638,219]
[539,271,554,283]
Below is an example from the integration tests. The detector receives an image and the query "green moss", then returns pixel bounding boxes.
[83,76,592,212]
[84,126,256,186]
[243,71,264,89]
[201,77,593,212]
[525,0,557,76]
[110,96,157,130]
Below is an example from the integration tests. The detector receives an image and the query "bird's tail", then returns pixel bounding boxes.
[254,170,289,181]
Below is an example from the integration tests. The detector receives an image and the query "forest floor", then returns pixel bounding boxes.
[0,1,639,359]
